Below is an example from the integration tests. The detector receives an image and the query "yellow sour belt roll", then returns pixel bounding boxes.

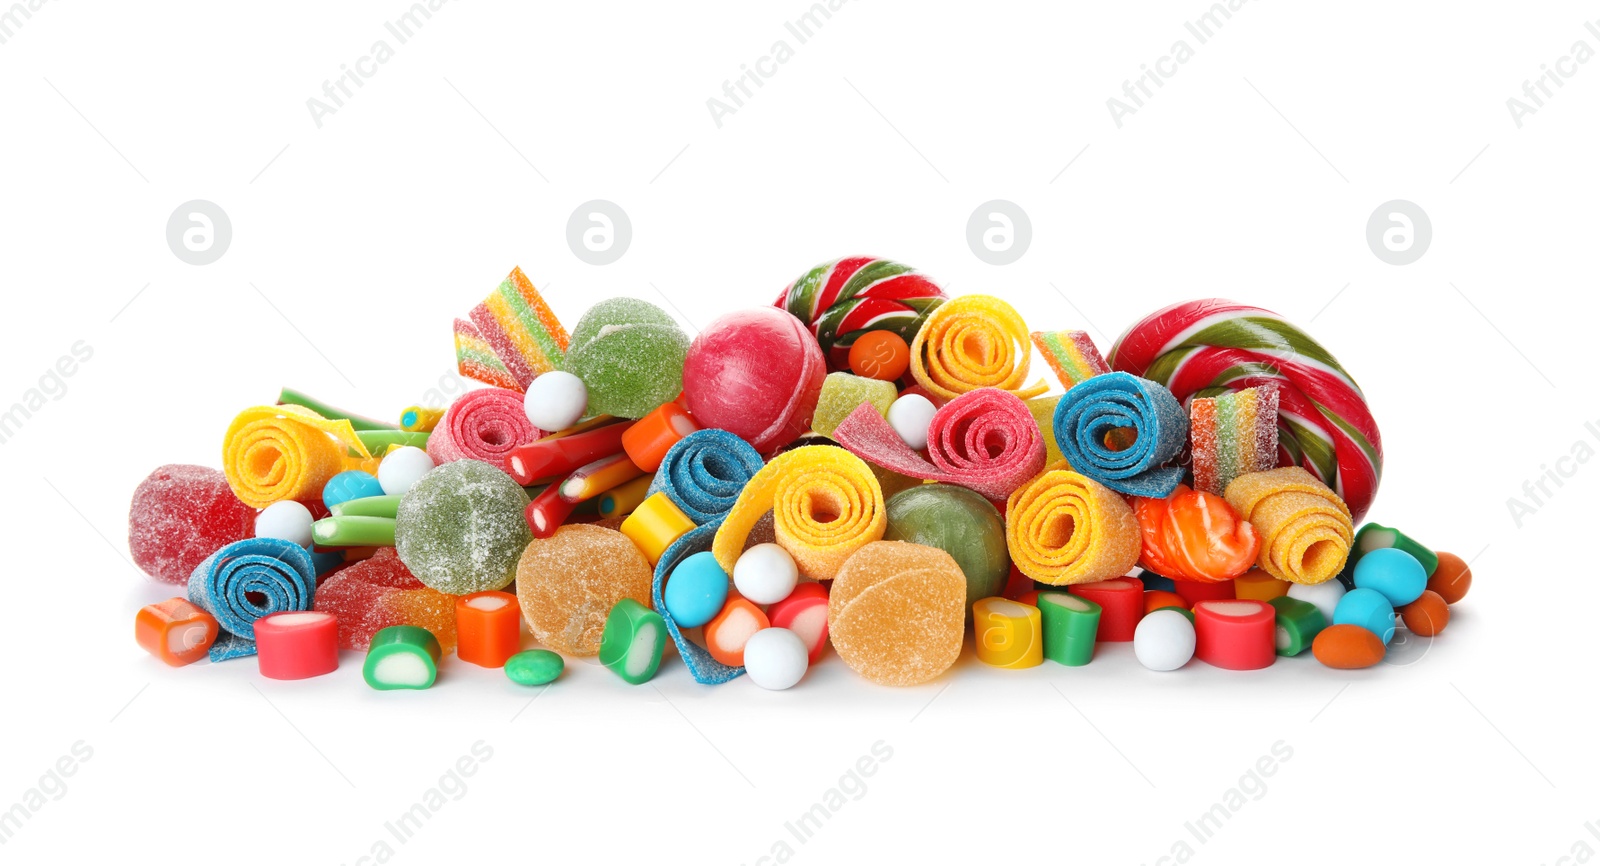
[223,405,376,508]
[712,447,885,581]
[909,294,1048,402]
[1224,466,1352,585]
[1005,462,1141,585]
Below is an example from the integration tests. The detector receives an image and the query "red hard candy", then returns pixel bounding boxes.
[681,307,826,454]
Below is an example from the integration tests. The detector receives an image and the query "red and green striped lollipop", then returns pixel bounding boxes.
[774,256,947,371]
[1108,299,1383,522]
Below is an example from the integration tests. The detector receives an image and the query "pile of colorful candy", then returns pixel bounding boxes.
[128,260,1472,690]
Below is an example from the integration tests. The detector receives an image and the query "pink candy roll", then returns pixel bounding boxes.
[427,387,542,467]
[1193,600,1275,670]
[255,611,340,680]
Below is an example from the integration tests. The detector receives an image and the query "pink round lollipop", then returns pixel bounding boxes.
[128,465,257,585]
[426,387,542,466]
[1107,299,1383,521]
[681,307,826,455]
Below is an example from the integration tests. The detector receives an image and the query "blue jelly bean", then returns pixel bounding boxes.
[663,551,730,629]
[1352,548,1426,607]
[1333,587,1395,644]
[323,470,385,509]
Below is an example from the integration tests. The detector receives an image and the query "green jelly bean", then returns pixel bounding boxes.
[330,495,403,519]
[363,625,441,690]
[505,650,564,686]
[1269,596,1325,657]
[598,599,666,685]
[1038,592,1101,666]
[1353,523,1439,576]
[1154,605,1195,623]
[312,515,396,547]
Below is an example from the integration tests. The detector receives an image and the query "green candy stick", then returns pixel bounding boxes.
[312,515,396,547]
[598,599,666,685]
[1038,592,1102,666]
[277,387,397,432]
[363,626,441,690]
[330,495,403,519]
[1352,523,1439,576]
[355,430,431,452]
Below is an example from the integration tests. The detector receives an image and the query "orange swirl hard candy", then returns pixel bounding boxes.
[1131,484,1261,583]
[909,294,1047,402]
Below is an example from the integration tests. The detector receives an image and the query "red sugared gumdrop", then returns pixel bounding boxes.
[681,307,826,455]
[314,548,458,651]
[128,465,257,585]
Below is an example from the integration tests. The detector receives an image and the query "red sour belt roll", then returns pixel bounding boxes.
[1107,299,1383,522]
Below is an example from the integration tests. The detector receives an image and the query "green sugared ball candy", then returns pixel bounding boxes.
[395,460,531,595]
[561,298,690,419]
[505,649,564,686]
[883,483,1009,610]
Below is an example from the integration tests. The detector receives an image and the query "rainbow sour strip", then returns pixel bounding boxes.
[1031,330,1111,388]
[1189,383,1280,497]
[455,267,570,392]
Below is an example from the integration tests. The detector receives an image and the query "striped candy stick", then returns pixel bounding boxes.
[775,256,946,370]
[1108,299,1382,521]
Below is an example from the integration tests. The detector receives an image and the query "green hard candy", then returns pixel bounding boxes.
[395,460,531,595]
[562,298,690,419]
[883,484,1009,610]
[504,649,564,686]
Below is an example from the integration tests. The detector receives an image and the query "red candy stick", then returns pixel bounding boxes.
[504,420,633,486]
[456,591,522,667]
[1193,600,1275,670]
[1067,577,1144,642]
[766,583,829,663]
[1175,579,1235,607]
[525,483,580,539]
[255,611,340,680]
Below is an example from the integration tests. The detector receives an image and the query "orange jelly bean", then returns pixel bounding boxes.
[1399,590,1450,637]
[704,597,769,667]
[456,591,522,668]
[1144,589,1187,614]
[1312,624,1386,669]
[1427,551,1472,604]
[135,598,219,666]
[1233,568,1291,602]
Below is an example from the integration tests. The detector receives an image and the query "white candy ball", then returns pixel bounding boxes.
[1133,609,1196,672]
[1287,580,1347,624]
[378,446,435,497]
[524,371,588,432]
[733,543,799,605]
[255,501,314,547]
[743,627,809,690]
[887,393,937,451]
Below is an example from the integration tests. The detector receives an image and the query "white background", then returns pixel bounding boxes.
[0,1,1591,863]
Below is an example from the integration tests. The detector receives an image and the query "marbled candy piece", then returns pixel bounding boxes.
[129,465,256,585]
[883,484,1009,612]
[516,524,653,656]
[314,548,458,652]
[562,298,690,419]
[828,541,966,686]
[395,460,531,594]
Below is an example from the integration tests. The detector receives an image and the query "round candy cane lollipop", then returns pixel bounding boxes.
[1107,299,1383,522]
[774,256,947,371]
